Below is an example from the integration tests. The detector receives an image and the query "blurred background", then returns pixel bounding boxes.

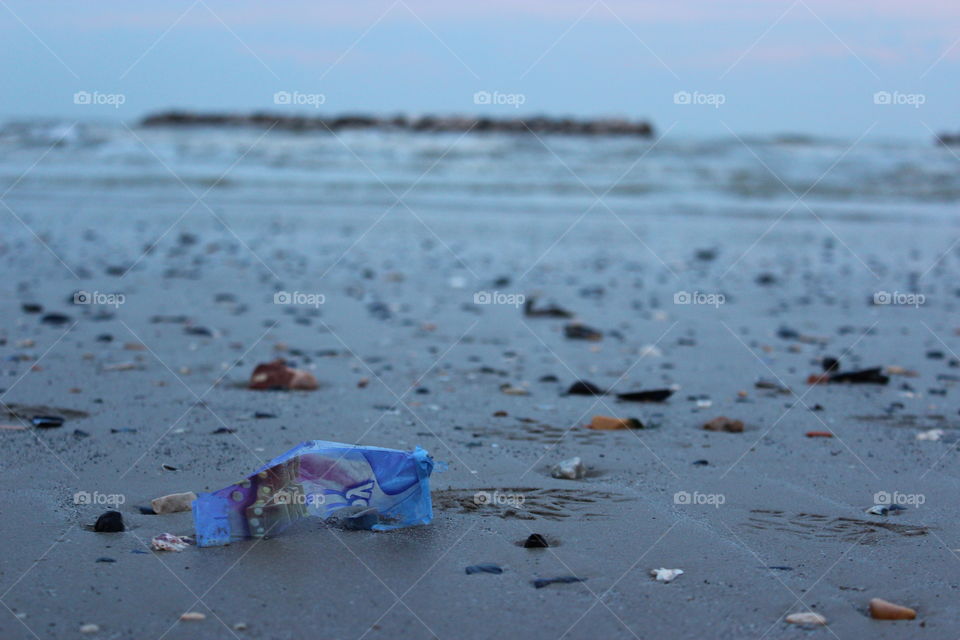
[1,0,957,136]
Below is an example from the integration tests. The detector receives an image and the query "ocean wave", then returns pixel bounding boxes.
[0,120,957,206]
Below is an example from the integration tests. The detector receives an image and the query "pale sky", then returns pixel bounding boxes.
[3,0,959,137]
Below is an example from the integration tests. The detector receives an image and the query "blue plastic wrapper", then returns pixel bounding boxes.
[193,440,436,547]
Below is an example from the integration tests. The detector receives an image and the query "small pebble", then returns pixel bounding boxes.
[551,456,586,480]
[703,416,744,433]
[151,492,197,515]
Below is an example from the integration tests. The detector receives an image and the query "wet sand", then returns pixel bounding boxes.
[1,193,959,639]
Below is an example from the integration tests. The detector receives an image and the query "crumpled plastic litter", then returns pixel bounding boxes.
[152,532,193,551]
[192,440,438,547]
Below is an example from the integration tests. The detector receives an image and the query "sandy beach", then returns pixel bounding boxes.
[1,122,959,638]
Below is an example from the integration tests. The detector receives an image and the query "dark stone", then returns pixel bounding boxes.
[564,380,607,397]
[178,232,198,245]
[524,298,573,318]
[532,576,585,589]
[94,511,124,533]
[31,415,64,428]
[694,248,717,261]
[465,564,503,575]
[523,533,549,548]
[827,367,889,385]
[150,315,189,324]
[563,323,603,341]
[615,388,673,403]
[822,357,840,372]
[777,326,799,340]
[367,302,391,320]
[40,313,71,326]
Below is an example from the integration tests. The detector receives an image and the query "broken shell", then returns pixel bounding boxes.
[180,612,206,621]
[249,359,318,391]
[650,568,683,582]
[589,415,643,430]
[916,428,944,441]
[499,384,530,396]
[786,612,827,625]
[703,416,744,433]
[869,598,916,620]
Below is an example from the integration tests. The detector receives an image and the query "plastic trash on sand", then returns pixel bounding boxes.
[193,440,437,547]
